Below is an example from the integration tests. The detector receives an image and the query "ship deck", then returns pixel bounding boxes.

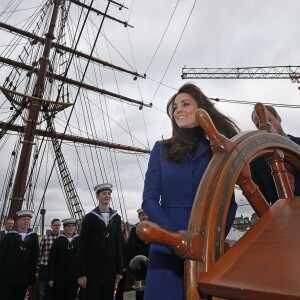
[124,290,135,300]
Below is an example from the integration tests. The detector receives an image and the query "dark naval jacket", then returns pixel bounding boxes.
[127,224,150,263]
[0,230,39,286]
[251,134,300,204]
[0,230,6,243]
[77,207,123,286]
[48,232,80,282]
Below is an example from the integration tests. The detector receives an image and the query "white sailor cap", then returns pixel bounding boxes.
[137,208,145,215]
[16,209,34,219]
[62,218,76,226]
[94,183,113,193]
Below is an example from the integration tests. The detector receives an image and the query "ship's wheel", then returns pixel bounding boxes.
[137,103,300,300]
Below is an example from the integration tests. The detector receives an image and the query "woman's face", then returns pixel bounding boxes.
[172,93,199,128]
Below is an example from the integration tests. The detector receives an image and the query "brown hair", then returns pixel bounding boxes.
[162,83,240,162]
[51,218,60,225]
[251,104,280,122]
[264,105,279,118]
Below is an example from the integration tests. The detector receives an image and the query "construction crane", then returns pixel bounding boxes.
[181,66,300,80]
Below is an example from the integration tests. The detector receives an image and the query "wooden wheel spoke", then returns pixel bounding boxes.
[265,149,294,199]
[237,163,269,217]
[136,221,203,260]
[195,109,234,154]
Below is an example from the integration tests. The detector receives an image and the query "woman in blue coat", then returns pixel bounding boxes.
[142,83,240,300]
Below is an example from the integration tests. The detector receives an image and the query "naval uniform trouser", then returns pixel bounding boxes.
[0,284,28,300]
[79,272,115,300]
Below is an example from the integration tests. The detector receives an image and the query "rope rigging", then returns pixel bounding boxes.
[4,0,296,230]
[150,0,197,105]
[0,0,152,228]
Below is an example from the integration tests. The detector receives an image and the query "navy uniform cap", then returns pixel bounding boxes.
[62,218,76,226]
[16,209,34,219]
[94,183,113,193]
[137,208,145,215]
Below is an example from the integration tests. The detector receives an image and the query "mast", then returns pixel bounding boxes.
[7,0,61,219]
[0,0,151,229]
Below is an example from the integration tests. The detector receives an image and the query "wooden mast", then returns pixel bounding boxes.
[7,0,61,219]
[0,0,151,227]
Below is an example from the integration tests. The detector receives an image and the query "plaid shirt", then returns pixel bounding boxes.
[38,232,59,266]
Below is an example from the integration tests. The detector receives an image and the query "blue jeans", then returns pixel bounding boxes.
[38,265,50,300]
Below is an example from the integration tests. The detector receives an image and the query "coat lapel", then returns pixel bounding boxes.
[192,137,211,160]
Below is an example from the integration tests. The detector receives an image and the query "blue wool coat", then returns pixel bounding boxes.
[142,139,237,300]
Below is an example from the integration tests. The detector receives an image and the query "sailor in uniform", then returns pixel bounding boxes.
[0,209,39,299]
[127,208,150,263]
[77,183,123,300]
[48,217,79,300]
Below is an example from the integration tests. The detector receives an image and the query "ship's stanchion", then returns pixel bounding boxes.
[128,255,148,300]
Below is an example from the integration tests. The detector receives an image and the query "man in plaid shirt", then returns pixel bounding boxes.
[37,218,61,300]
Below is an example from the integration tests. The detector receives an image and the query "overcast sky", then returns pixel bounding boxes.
[1,0,300,229]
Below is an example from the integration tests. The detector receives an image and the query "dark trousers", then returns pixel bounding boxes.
[115,277,124,300]
[38,265,51,300]
[79,281,114,300]
[50,279,79,300]
[136,290,144,300]
[0,284,28,300]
